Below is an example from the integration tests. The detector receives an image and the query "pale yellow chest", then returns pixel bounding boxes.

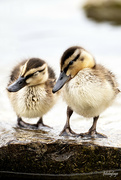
[9,85,57,118]
[62,70,116,117]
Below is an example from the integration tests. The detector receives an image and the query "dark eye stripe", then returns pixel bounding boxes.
[25,68,45,79]
[25,73,34,79]
[73,54,80,61]
[64,65,69,73]
[63,54,80,73]
[38,68,45,73]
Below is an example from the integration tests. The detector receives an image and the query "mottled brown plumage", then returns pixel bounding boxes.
[7,58,59,129]
[53,46,120,138]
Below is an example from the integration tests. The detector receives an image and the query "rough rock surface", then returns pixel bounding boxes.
[83,0,121,25]
[0,127,121,179]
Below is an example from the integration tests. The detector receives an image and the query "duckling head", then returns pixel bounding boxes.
[7,58,48,92]
[52,46,95,93]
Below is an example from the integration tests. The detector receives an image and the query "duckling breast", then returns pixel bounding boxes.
[8,85,58,118]
[62,69,116,118]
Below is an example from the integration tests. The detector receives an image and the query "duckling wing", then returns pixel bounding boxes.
[48,66,55,79]
[48,65,56,88]
[95,64,119,94]
[46,79,56,89]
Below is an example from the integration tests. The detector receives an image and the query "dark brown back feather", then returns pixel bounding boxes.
[94,64,119,94]
[48,66,55,79]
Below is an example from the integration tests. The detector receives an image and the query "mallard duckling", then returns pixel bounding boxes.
[7,58,59,129]
[53,46,120,138]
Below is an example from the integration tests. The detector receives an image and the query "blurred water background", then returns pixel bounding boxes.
[0,0,121,148]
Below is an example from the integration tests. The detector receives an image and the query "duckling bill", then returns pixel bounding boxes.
[53,71,70,92]
[7,58,59,129]
[53,46,120,138]
[7,76,27,92]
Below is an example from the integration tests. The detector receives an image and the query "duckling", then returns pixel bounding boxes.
[52,46,120,138]
[7,58,59,129]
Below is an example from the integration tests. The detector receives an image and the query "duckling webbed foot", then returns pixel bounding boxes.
[60,126,78,136]
[79,130,107,138]
[79,116,107,138]
[17,117,52,130]
[17,117,39,129]
[37,117,52,129]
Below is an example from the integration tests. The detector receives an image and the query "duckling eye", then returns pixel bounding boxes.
[69,61,73,65]
[33,68,45,76]
[81,57,84,61]
[33,71,39,76]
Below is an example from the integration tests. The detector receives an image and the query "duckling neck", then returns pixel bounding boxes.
[28,83,45,88]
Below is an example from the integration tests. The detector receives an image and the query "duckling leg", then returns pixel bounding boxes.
[60,106,78,136]
[37,117,52,128]
[17,116,39,129]
[80,116,107,138]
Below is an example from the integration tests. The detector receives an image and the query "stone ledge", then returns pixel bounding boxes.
[0,125,121,179]
[0,139,121,175]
